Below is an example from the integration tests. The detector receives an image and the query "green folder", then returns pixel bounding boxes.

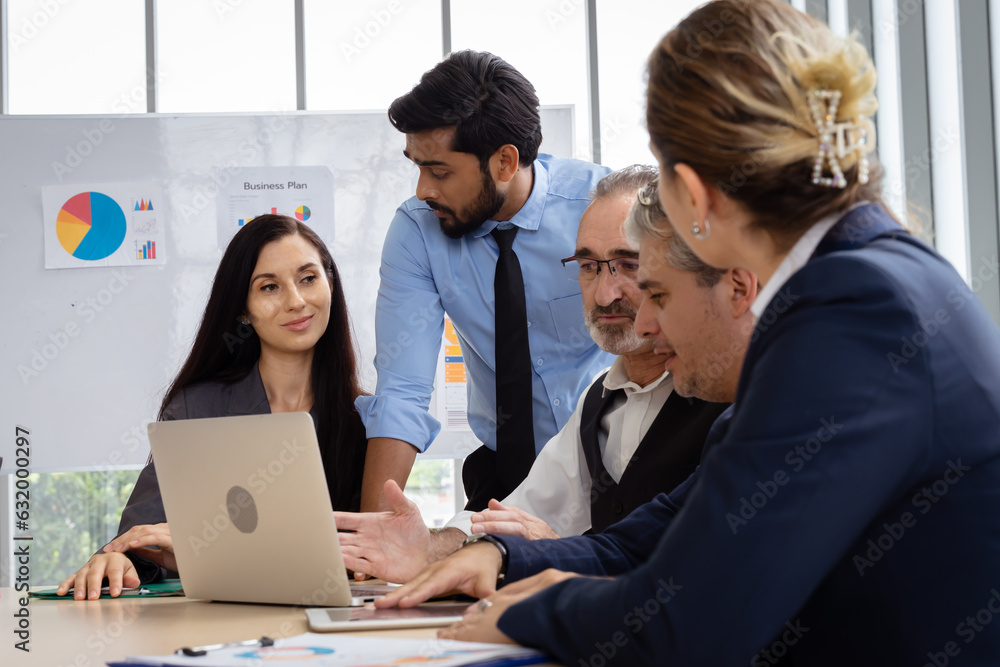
[30,579,184,599]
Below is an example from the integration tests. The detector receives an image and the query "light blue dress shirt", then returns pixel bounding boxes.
[355,154,614,453]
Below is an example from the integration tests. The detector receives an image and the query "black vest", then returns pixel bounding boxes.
[580,373,729,533]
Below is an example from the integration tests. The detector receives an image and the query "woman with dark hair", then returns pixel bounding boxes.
[57,214,367,600]
[370,1,1000,663]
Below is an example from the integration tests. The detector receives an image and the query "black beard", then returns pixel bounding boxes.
[433,167,506,239]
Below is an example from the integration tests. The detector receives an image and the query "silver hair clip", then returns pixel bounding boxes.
[637,181,658,207]
[808,89,870,189]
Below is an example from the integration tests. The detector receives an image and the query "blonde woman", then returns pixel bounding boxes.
[373,1,1000,664]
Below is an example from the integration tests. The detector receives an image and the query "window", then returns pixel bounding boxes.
[305,0,442,112]
[595,0,704,168]
[21,470,140,586]
[26,462,457,586]
[451,0,591,160]
[6,0,146,114]
[157,0,296,113]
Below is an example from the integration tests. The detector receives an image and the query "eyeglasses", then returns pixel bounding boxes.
[560,256,640,282]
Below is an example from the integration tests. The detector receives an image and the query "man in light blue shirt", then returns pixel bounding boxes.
[355,50,613,511]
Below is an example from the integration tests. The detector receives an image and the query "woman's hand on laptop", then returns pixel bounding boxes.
[56,552,141,600]
[374,540,504,609]
[103,523,177,572]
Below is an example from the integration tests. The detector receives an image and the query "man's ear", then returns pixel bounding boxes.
[727,267,759,318]
[494,144,521,184]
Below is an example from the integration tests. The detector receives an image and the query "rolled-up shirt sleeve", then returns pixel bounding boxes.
[354,206,444,452]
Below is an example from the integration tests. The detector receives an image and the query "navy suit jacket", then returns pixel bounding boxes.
[496,204,1000,665]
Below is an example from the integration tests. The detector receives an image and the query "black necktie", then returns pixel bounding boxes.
[491,226,535,491]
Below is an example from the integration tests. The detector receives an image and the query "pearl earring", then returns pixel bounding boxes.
[692,219,711,241]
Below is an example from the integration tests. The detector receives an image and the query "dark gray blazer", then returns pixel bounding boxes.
[115,365,314,583]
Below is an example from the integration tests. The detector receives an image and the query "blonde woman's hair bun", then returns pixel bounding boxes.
[646,0,889,240]
[786,29,879,134]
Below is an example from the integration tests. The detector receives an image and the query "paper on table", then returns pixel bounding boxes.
[107,632,545,667]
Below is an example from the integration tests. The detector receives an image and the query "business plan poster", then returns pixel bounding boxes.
[42,182,165,269]
[216,166,335,250]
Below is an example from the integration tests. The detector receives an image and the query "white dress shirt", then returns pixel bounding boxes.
[444,356,674,536]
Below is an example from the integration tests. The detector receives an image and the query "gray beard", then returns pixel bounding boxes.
[585,318,647,356]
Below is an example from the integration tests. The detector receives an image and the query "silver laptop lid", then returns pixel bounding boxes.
[147,412,356,606]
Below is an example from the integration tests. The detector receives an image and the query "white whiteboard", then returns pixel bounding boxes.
[0,107,574,472]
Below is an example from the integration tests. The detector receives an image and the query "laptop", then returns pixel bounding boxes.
[147,412,394,606]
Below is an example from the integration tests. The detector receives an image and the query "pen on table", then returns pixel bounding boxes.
[97,586,154,596]
[176,636,275,657]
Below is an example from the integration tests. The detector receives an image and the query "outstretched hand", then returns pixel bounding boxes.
[336,480,435,583]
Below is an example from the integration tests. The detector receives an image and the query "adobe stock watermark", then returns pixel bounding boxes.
[578,577,683,667]
[877,0,924,37]
[750,285,799,344]
[185,437,307,557]
[51,67,170,181]
[852,459,970,577]
[80,603,144,662]
[8,0,73,53]
[213,0,248,19]
[17,269,135,386]
[751,619,810,666]
[544,0,584,30]
[373,279,462,370]
[297,567,360,607]
[886,127,960,200]
[43,601,149,666]
[544,468,616,537]
[340,1,404,63]
[91,419,155,472]
[573,115,631,160]
[223,315,256,353]
[670,2,744,71]
[725,416,844,534]
[887,253,999,373]
[176,113,295,221]
[109,66,170,116]
[716,143,778,196]
[922,587,1000,667]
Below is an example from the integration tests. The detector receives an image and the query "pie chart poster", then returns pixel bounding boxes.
[41,181,166,269]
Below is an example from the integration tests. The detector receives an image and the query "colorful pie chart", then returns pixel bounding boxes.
[56,192,127,260]
[295,205,311,222]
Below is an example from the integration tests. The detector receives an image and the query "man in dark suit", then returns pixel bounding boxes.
[374,201,1000,666]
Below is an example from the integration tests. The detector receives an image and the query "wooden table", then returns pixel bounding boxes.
[0,588,558,666]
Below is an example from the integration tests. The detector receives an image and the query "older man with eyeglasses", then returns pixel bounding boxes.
[335,166,729,584]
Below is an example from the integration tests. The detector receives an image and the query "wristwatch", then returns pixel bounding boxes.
[461,533,509,586]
